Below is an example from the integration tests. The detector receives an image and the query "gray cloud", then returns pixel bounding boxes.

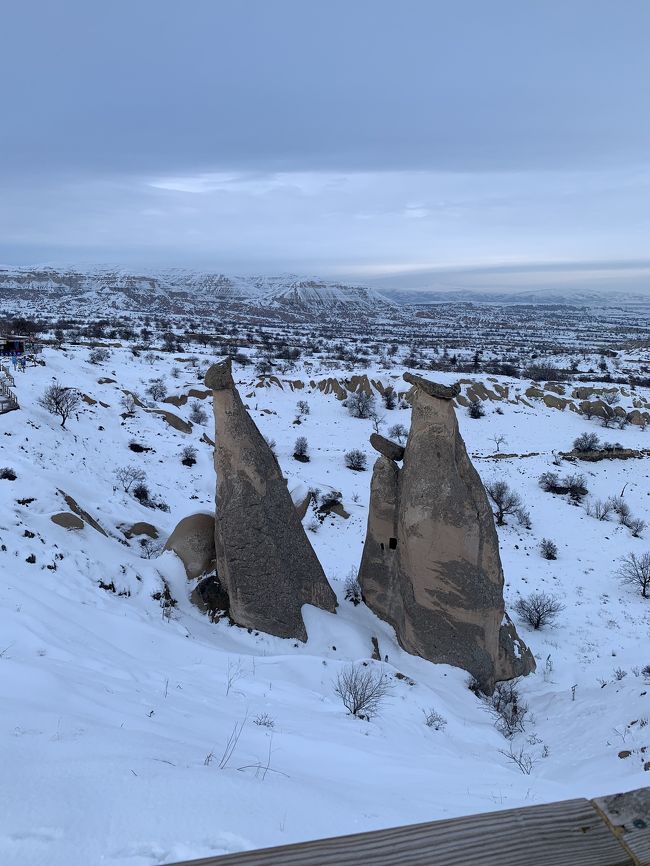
[1,1,650,286]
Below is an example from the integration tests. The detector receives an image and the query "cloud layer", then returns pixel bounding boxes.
[2,0,649,289]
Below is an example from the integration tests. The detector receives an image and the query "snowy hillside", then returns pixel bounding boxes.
[0,267,394,322]
[1,345,650,866]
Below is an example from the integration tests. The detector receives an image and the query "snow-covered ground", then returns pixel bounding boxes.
[1,345,649,866]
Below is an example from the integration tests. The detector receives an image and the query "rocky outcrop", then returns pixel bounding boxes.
[205,358,337,640]
[370,433,405,462]
[164,512,216,578]
[358,373,534,692]
[51,512,84,530]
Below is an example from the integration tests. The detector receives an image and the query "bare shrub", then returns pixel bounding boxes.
[514,592,564,629]
[38,383,81,428]
[540,538,558,560]
[89,347,110,364]
[388,423,408,444]
[628,517,646,538]
[253,713,275,729]
[133,481,151,504]
[180,445,198,466]
[499,744,538,774]
[345,391,376,419]
[146,377,167,401]
[115,466,147,493]
[586,498,613,521]
[564,473,588,501]
[488,680,529,738]
[189,401,208,424]
[121,392,137,414]
[423,708,447,730]
[468,399,485,419]
[617,552,650,598]
[0,467,17,481]
[573,432,600,453]
[611,497,631,525]
[486,480,522,525]
[334,663,392,720]
[345,449,367,471]
[515,506,532,529]
[344,573,362,606]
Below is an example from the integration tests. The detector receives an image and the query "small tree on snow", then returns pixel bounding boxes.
[388,423,408,444]
[486,480,522,526]
[38,383,81,428]
[346,391,376,419]
[115,466,147,493]
[617,552,650,598]
[293,436,309,462]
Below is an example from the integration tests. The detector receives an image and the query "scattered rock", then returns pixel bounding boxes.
[51,512,84,530]
[164,512,216,579]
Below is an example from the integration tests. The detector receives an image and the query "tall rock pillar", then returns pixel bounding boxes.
[358,373,534,691]
[205,359,336,641]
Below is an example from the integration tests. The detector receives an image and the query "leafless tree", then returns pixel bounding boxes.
[115,466,147,493]
[334,663,392,719]
[491,434,507,452]
[617,552,650,598]
[486,480,522,525]
[388,423,408,444]
[38,383,81,428]
[346,391,376,419]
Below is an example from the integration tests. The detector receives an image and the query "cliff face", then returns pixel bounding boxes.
[206,358,337,641]
[358,372,535,692]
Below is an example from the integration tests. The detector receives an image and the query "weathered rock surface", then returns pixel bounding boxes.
[370,433,405,462]
[51,512,84,530]
[358,372,534,692]
[164,512,216,579]
[403,372,460,400]
[206,358,337,640]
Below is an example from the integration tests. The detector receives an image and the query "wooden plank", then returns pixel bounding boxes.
[164,796,634,866]
[594,786,650,866]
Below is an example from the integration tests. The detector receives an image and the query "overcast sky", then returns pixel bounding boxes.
[1,0,649,292]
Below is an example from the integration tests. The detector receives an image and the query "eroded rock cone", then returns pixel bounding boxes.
[205,358,337,640]
[358,373,534,692]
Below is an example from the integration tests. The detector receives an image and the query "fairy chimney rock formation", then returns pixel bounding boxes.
[205,358,337,641]
[358,372,534,692]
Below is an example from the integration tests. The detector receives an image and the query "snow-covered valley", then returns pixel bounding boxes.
[1,341,650,866]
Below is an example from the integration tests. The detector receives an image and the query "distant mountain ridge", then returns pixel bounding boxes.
[0,267,396,322]
[0,265,648,322]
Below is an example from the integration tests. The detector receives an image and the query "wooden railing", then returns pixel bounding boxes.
[164,786,649,866]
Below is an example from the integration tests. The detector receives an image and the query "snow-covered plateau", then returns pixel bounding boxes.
[1,338,650,866]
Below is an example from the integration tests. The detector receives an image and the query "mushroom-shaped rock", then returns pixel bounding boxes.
[370,433,405,462]
[403,372,460,400]
[358,372,534,693]
[164,512,216,579]
[204,359,337,641]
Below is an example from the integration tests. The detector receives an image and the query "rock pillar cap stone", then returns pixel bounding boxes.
[205,358,234,391]
[403,372,460,400]
[370,432,405,462]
